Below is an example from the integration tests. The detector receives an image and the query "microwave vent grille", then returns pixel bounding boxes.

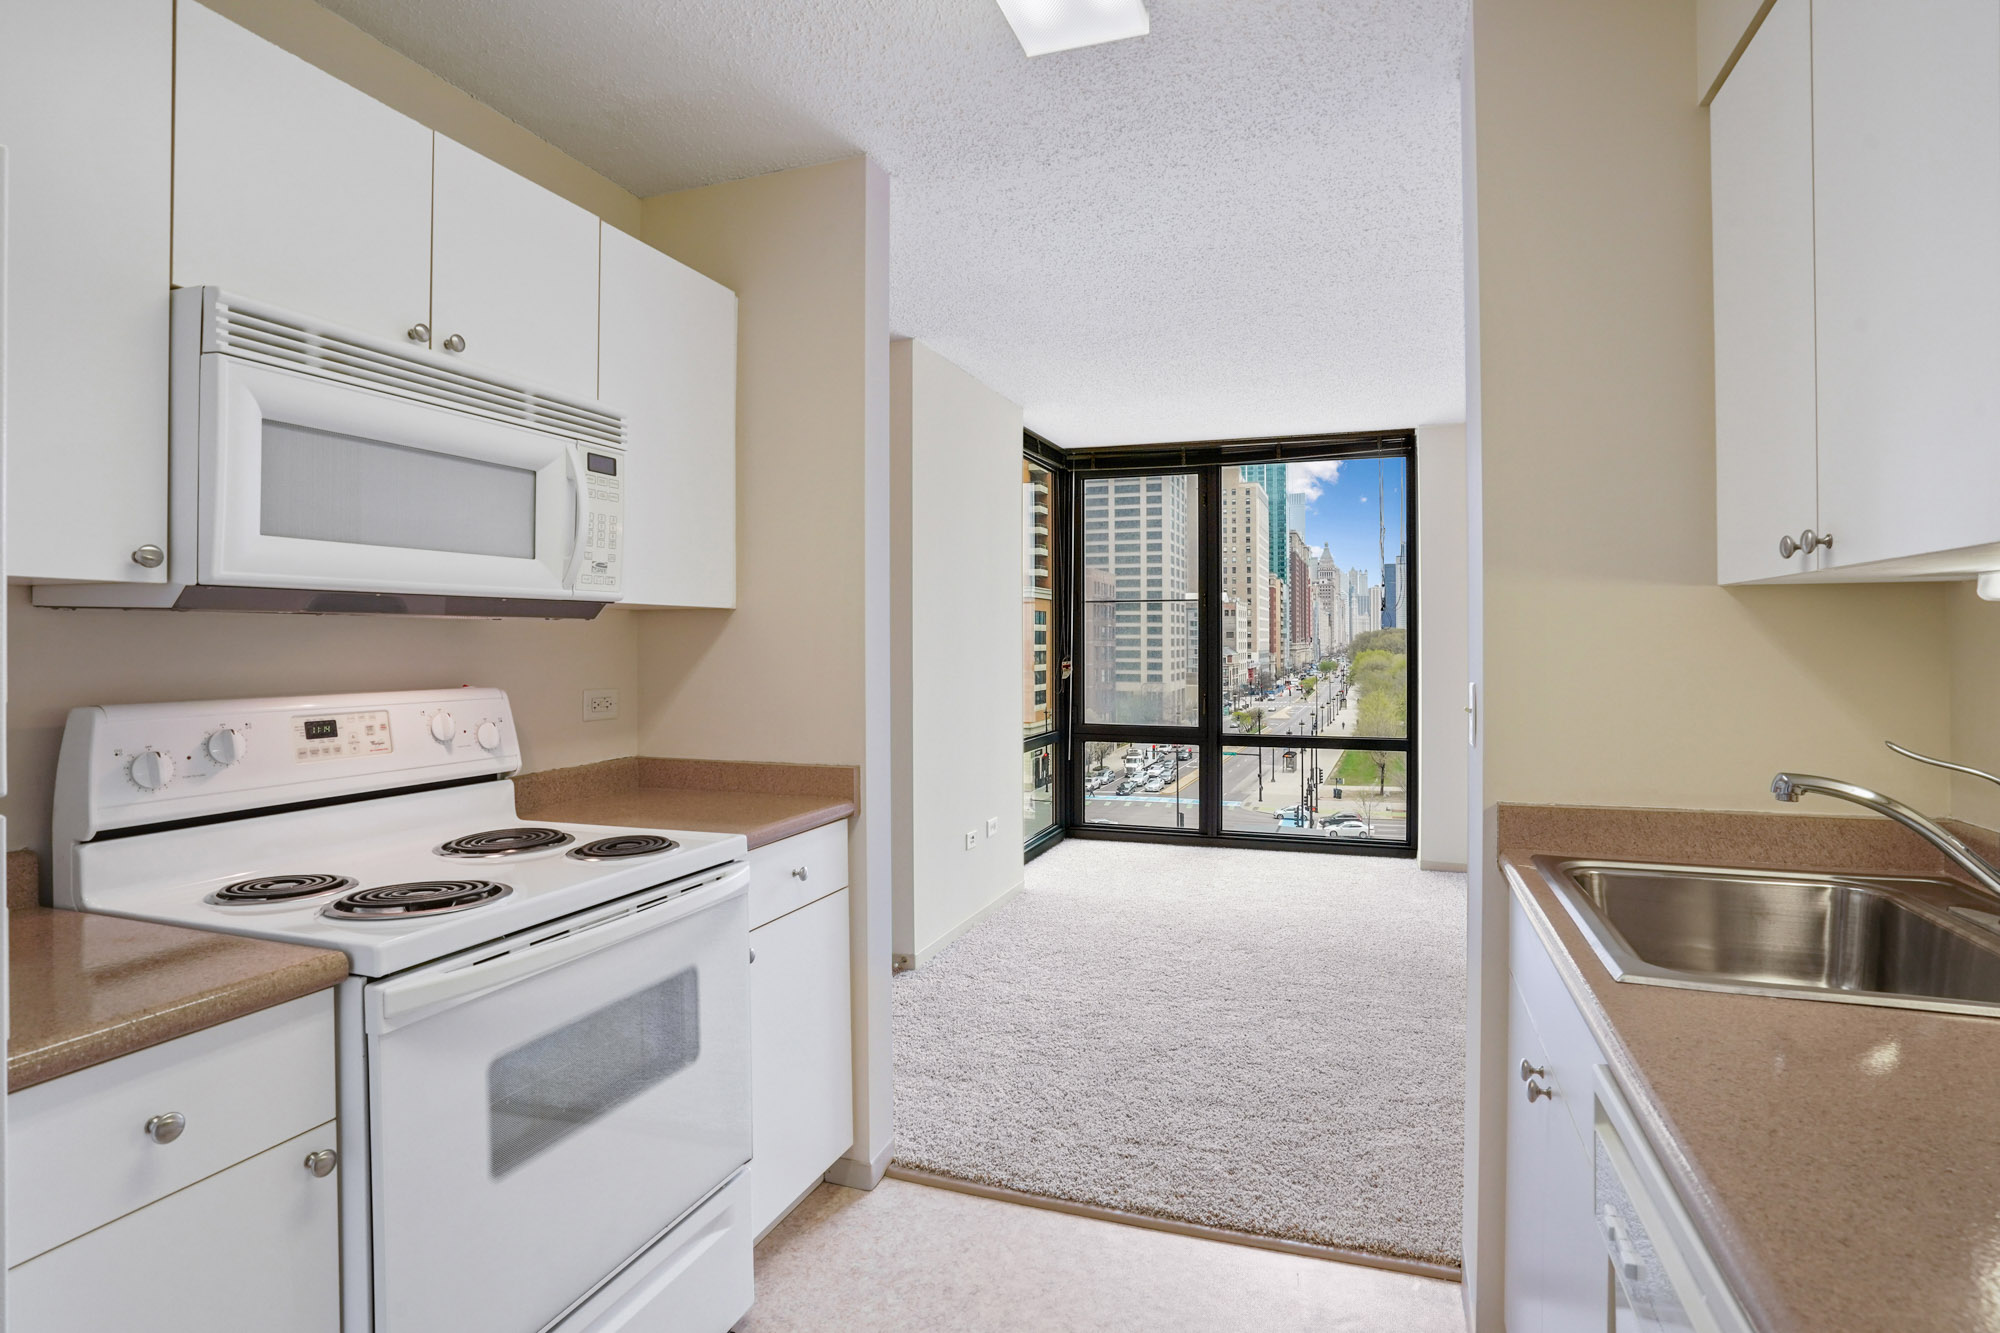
[210,299,623,448]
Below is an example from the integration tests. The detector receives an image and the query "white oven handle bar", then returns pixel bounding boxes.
[368,863,748,1033]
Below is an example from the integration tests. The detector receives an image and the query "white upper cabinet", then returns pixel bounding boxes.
[172,1,433,346]
[1711,0,2000,583]
[1711,0,1821,584]
[1812,0,2000,570]
[0,0,172,584]
[430,137,602,399]
[600,225,739,608]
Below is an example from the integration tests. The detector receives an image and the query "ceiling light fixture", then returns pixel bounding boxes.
[995,0,1150,58]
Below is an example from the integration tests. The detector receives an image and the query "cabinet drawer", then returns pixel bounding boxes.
[8,991,336,1265]
[1509,896,1604,1158]
[9,1122,341,1333]
[748,821,850,929]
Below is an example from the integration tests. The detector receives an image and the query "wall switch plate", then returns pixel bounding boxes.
[964,830,977,850]
[986,816,1000,838]
[583,688,620,721]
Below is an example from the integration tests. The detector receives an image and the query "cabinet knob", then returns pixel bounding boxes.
[131,544,165,568]
[1778,534,1799,559]
[407,322,430,344]
[1518,1059,1546,1082]
[749,948,757,964]
[442,333,467,353]
[304,1148,339,1178]
[144,1112,186,1144]
[790,866,809,881]
[1525,1079,1554,1104]
[1800,528,1834,554]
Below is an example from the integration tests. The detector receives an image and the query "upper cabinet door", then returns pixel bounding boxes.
[1711,0,1820,584]
[599,226,738,608]
[172,2,432,344]
[430,137,601,399]
[1813,0,2000,568]
[0,0,172,584]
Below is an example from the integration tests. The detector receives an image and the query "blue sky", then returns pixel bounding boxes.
[1285,457,1408,580]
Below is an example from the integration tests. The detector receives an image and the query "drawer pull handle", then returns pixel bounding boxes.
[749,948,757,964]
[304,1149,339,1178]
[791,866,809,881]
[144,1112,186,1144]
[1525,1079,1554,1104]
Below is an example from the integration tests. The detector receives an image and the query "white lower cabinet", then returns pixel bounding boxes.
[1505,898,1609,1333]
[748,824,854,1237]
[6,991,340,1330]
[9,1122,341,1333]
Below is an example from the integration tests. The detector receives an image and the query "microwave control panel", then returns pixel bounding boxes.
[576,446,624,597]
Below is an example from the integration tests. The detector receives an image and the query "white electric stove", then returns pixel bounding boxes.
[52,688,758,1333]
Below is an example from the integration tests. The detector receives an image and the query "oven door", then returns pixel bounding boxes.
[362,866,751,1333]
[198,352,606,599]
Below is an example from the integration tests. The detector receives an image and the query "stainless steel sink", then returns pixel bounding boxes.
[1534,858,2000,1017]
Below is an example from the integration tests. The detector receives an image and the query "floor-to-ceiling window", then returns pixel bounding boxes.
[1058,432,1417,854]
[1022,444,1065,856]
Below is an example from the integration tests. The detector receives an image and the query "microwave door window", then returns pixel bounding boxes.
[260,419,538,559]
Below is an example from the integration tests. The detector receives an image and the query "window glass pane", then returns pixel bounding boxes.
[1081,740,1201,831]
[1225,457,1408,738]
[1024,742,1055,842]
[1080,474,1198,727]
[487,969,700,1178]
[1219,746,1408,843]
[1023,461,1055,736]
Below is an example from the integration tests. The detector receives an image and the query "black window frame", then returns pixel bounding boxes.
[1023,434,1069,861]
[1050,429,1418,858]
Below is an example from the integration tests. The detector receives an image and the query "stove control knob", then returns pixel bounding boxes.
[430,711,456,745]
[205,727,245,767]
[128,748,176,792]
[476,721,501,751]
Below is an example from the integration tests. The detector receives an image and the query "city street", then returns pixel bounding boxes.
[1083,735,1406,841]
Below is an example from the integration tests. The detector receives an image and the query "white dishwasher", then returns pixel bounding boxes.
[1592,1067,1756,1333]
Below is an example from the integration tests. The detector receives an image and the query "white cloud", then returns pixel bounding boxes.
[1285,459,1344,505]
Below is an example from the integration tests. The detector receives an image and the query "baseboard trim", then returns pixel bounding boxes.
[1418,858,1468,872]
[825,1141,894,1191]
[907,877,1026,970]
[883,1165,1462,1283]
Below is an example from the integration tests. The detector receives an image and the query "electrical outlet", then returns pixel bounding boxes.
[986,816,999,838]
[583,688,620,721]
[964,830,977,850]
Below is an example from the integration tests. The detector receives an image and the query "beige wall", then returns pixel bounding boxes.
[1946,586,2000,828]
[1,587,639,858]
[636,157,896,1184]
[1473,0,1954,822]
[1416,423,1469,870]
[890,339,1027,966]
[202,0,641,232]
[1696,0,1775,103]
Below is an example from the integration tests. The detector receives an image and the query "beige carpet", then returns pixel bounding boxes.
[891,839,1466,1268]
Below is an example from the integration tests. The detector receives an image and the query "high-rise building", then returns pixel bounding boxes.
[1235,463,1289,580]
[1081,474,1195,723]
[1022,462,1054,733]
[1220,467,1272,686]
[1286,529,1313,669]
[1312,543,1345,650]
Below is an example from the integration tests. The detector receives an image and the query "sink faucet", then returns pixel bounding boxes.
[1772,742,2000,902]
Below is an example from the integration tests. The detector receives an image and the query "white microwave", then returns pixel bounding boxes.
[38,288,624,616]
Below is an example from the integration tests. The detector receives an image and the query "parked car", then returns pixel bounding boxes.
[1326,814,1372,839]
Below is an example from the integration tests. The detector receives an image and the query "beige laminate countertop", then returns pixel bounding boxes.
[516,756,857,850]
[1498,805,2000,1333]
[9,904,348,1092]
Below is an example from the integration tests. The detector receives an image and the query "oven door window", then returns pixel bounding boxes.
[260,419,537,558]
[488,967,701,1178]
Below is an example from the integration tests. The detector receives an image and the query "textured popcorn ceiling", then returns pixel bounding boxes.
[319,0,1467,446]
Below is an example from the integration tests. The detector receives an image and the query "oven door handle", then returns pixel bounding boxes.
[368,865,747,1033]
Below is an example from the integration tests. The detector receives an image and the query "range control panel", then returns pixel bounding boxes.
[56,687,523,841]
[292,709,394,763]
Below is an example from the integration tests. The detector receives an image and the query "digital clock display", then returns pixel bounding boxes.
[302,718,339,741]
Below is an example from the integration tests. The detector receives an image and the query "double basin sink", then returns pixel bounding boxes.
[1535,858,2000,1017]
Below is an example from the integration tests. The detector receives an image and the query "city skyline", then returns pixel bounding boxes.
[1285,457,1408,584]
